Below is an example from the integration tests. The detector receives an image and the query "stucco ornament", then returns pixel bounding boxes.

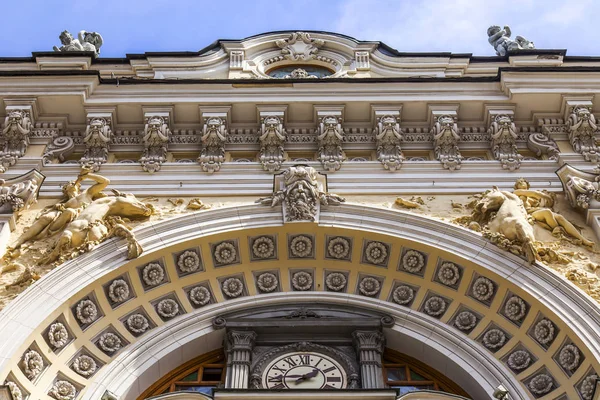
[98,332,121,353]
[292,271,313,291]
[534,319,555,345]
[437,262,460,286]
[76,299,98,325]
[504,296,527,322]
[126,313,150,333]
[198,116,227,173]
[256,165,345,222]
[214,242,237,264]
[374,115,404,171]
[526,132,559,160]
[0,169,43,214]
[317,115,346,171]
[142,263,165,286]
[487,25,535,56]
[258,115,287,172]
[222,277,244,298]
[289,235,313,257]
[13,168,154,265]
[72,354,97,377]
[488,114,522,170]
[401,250,426,273]
[514,178,594,247]
[580,374,599,400]
[42,136,75,166]
[22,349,44,380]
[0,109,32,173]
[140,116,170,173]
[276,32,324,61]
[80,117,112,171]
[177,250,201,273]
[559,344,581,371]
[359,277,380,297]
[467,187,538,263]
[5,381,23,400]
[559,165,600,211]
[53,30,103,56]
[49,380,77,400]
[432,115,463,170]
[252,236,275,259]
[325,272,347,291]
[423,296,446,317]
[365,241,388,264]
[454,311,477,331]
[567,105,600,162]
[328,237,350,259]
[157,299,179,318]
[108,279,130,303]
[528,374,553,395]
[8,167,153,266]
[392,285,415,305]
[482,328,506,349]
[507,350,531,371]
[48,322,69,348]
[471,277,495,301]
[283,68,318,79]
[256,273,278,293]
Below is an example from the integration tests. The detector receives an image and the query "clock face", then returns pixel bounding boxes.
[263,351,347,389]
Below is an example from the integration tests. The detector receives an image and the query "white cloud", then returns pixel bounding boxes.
[333,0,600,55]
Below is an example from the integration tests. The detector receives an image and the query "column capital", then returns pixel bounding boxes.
[352,330,385,354]
[226,330,257,352]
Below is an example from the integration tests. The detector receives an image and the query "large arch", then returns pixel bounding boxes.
[0,204,599,400]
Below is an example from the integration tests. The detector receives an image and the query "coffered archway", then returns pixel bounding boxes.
[0,204,599,400]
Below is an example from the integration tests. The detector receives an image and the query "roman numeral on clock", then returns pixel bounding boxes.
[284,357,297,367]
[323,366,337,373]
[323,384,337,389]
[272,365,288,374]
[271,383,285,389]
[327,376,342,382]
[298,354,310,365]
[268,375,283,383]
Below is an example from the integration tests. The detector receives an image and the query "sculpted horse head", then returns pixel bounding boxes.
[474,188,538,263]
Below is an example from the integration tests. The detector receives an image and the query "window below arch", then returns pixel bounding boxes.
[267,65,333,79]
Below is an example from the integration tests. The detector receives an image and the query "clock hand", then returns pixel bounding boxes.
[294,369,319,384]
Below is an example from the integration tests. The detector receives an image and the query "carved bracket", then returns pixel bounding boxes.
[258,110,287,172]
[140,112,171,173]
[0,169,44,215]
[527,132,559,161]
[317,110,345,171]
[0,104,36,173]
[256,165,345,223]
[567,105,600,162]
[42,136,75,166]
[374,113,404,171]
[80,112,114,171]
[432,114,462,170]
[198,115,227,173]
[487,112,522,170]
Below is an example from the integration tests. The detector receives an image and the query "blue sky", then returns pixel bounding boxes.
[0,0,598,57]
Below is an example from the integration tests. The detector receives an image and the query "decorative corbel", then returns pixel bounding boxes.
[316,107,345,171]
[0,100,37,173]
[527,131,560,161]
[566,104,599,162]
[429,105,462,170]
[486,107,522,170]
[80,109,115,171]
[372,108,404,171]
[140,108,172,173]
[557,163,600,241]
[42,137,75,166]
[257,107,287,172]
[0,169,44,256]
[198,107,230,173]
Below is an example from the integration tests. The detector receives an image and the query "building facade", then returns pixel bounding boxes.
[0,30,600,400]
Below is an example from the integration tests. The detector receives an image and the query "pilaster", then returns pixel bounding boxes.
[225,330,257,389]
[352,330,385,389]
